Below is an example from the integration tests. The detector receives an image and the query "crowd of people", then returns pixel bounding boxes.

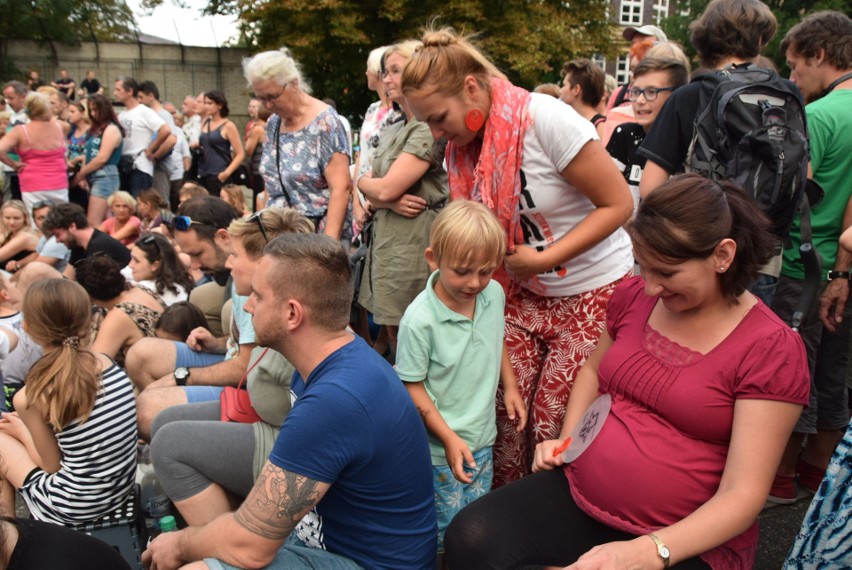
[0,0,849,568]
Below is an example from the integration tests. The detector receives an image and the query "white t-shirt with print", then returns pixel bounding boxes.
[119,105,166,176]
[517,93,633,297]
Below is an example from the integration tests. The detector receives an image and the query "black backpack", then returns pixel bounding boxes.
[687,63,810,241]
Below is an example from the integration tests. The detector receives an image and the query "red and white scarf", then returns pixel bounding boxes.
[445,77,531,293]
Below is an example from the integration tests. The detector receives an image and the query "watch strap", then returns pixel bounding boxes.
[827,270,851,281]
[648,533,670,569]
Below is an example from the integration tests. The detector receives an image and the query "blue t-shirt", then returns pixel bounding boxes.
[269,336,436,569]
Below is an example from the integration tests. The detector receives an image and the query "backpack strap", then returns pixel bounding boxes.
[819,72,852,100]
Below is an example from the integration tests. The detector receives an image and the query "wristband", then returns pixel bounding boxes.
[826,271,850,281]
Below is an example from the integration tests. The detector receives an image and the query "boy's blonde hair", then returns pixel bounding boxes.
[429,200,505,268]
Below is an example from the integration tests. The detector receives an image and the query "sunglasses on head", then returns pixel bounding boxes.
[247,210,270,243]
[32,200,53,211]
[139,234,160,247]
[173,216,217,232]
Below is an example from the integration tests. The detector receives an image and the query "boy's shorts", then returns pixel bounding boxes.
[433,445,493,552]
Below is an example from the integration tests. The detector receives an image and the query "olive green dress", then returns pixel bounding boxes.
[358,118,448,325]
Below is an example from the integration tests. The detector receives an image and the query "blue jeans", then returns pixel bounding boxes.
[203,533,363,570]
[126,168,152,198]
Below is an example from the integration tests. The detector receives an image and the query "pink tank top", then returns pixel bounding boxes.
[18,123,68,193]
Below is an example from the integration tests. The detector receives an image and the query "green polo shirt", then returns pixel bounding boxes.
[396,270,505,465]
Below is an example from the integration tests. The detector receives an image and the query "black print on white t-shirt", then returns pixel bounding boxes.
[517,168,566,278]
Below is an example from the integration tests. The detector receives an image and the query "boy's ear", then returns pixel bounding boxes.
[424,247,439,272]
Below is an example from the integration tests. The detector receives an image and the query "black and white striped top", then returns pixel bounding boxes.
[21,363,138,526]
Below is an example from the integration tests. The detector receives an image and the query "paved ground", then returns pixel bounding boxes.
[756,498,811,568]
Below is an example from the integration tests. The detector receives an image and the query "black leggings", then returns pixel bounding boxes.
[445,470,711,570]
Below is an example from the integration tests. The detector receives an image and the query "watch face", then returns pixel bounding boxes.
[660,546,670,558]
[175,367,189,379]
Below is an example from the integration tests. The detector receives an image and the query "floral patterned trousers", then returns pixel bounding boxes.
[493,273,630,488]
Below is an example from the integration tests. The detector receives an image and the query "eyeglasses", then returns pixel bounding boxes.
[247,210,270,243]
[380,68,402,79]
[255,87,286,104]
[627,86,675,101]
[173,216,215,232]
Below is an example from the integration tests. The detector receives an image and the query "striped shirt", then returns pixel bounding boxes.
[22,363,137,525]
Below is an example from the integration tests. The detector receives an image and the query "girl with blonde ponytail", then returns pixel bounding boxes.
[0,279,137,525]
[403,26,636,488]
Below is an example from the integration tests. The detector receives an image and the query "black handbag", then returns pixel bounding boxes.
[118,153,136,175]
[228,164,249,185]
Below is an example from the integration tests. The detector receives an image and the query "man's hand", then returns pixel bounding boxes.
[142,530,185,570]
[186,327,225,353]
[819,278,849,331]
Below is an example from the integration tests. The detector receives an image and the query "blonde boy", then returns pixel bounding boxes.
[395,200,527,551]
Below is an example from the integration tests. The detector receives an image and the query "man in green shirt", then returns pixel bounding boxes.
[768,10,852,503]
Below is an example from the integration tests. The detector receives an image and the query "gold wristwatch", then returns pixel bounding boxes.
[648,533,670,569]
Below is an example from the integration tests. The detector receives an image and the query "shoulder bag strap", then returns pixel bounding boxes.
[274,115,294,208]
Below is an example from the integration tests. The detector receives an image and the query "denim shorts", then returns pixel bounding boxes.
[434,445,493,552]
[88,165,120,199]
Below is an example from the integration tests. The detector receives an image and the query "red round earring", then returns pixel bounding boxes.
[465,109,485,132]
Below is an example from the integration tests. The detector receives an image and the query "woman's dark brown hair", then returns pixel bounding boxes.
[628,174,777,302]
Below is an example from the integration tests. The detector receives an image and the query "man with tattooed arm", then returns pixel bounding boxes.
[143,233,437,570]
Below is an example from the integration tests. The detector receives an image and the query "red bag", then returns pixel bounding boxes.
[219,348,269,423]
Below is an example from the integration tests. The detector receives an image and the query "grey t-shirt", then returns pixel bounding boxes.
[37,235,70,274]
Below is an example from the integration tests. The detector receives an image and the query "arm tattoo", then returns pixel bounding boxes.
[234,464,324,540]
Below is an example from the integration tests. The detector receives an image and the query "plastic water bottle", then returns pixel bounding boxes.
[158,515,178,533]
[140,468,171,542]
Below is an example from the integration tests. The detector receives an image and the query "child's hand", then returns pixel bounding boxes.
[503,388,528,433]
[445,435,476,484]
[0,412,29,443]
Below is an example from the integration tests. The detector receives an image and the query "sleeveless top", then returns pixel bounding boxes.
[84,125,123,167]
[67,129,87,161]
[199,119,232,177]
[18,123,67,192]
[90,284,166,366]
[20,362,138,525]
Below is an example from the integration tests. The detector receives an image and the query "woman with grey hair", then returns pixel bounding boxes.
[243,48,351,239]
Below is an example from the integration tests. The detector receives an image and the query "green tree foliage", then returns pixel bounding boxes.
[663,0,852,75]
[197,0,619,122]
[0,0,135,78]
